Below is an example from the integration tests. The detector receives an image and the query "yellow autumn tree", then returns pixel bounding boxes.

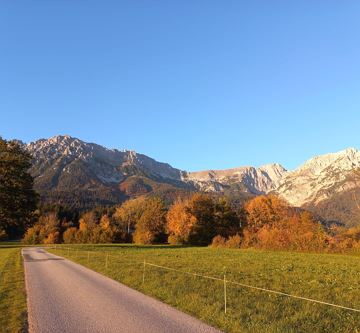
[244,195,291,232]
[23,212,61,244]
[257,211,327,251]
[63,227,78,244]
[133,197,166,244]
[113,197,147,241]
[166,198,196,244]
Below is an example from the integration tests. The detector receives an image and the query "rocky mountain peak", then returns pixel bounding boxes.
[25,135,185,195]
[275,147,360,207]
[14,135,360,227]
[184,163,288,194]
[295,147,360,176]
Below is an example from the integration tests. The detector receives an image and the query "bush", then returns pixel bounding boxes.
[211,235,226,248]
[133,229,154,245]
[44,231,60,244]
[63,227,78,244]
[255,212,327,251]
[22,212,61,244]
[226,234,242,248]
[0,229,7,241]
[168,234,183,245]
[23,226,41,244]
[211,234,242,248]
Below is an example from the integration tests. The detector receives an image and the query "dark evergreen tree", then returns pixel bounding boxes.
[0,138,38,238]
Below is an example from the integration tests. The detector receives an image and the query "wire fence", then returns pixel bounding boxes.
[49,245,360,315]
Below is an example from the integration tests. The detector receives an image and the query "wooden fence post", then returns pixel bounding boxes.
[142,260,146,284]
[224,271,227,314]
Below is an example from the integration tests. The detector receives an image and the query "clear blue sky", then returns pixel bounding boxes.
[1,1,360,171]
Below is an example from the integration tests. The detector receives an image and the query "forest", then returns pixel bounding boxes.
[23,193,360,252]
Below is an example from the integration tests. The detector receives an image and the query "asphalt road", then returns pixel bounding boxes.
[23,247,222,333]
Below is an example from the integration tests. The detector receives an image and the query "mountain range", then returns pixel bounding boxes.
[21,135,360,227]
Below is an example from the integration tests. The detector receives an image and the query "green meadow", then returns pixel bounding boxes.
[0,244,27,333]
[49,245,360,333]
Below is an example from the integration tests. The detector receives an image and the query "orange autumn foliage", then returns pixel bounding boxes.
[133,197,167,245]
[256,212,327,251]
[244,195,292,233]
[166,199,197,244]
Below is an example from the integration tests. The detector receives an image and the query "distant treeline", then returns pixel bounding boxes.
[23,193,360,252]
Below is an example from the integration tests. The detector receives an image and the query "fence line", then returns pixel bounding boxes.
[144,261,360,313]
[228,279,360,313]
[50,246,360,314]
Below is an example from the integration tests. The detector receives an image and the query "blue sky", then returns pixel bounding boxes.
[1,1,360,171]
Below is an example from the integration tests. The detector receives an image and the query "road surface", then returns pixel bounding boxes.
[23,247,222,333]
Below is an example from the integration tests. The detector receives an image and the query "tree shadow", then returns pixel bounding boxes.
[22,255,64,262]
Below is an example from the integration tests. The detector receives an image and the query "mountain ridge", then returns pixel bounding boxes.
[19,135,360,227]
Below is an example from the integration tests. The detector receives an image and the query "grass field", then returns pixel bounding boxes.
[0,244,27,333]
[49,244,360,333]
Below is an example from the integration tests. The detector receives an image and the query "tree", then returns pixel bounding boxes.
[244,195,291,232]
[331,225,360,251]
[113,197,146,241]
[186,193,217,245]
[96,214,115,243]
[60,210,116,244]
[76,211,98,243]
[256,211,327,251]
[167,195,242,245]
[213,197,242,238]
[166,198,196,244]
[63,227,78,244]
[23,212,61,244]
[242,195,294,247]
[133,197,166,244]
[0,138,38,238]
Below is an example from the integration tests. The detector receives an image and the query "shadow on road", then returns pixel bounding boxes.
[23,255,65,263]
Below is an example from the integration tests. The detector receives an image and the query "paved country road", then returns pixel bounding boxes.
[23,247,222,333]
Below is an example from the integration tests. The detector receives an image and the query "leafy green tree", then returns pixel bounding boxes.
[0,138,38,238]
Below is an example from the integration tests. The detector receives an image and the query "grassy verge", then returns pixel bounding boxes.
[49,244,360,333]
[0,245,27,333]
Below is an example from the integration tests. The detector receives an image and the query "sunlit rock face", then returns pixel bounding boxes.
[22,136,360,226]
[275,148,360,206]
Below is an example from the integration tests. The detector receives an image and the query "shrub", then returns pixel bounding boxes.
[226,234,242,248]
[211,234,242,248]
[0,229,7,241]
[168,234,183,245]
[211,235,226,248]
[255,212,327,251]
[63,227,78,244]
[133,229,154,245]
[44,231,60,244]
[23,226,41,244]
